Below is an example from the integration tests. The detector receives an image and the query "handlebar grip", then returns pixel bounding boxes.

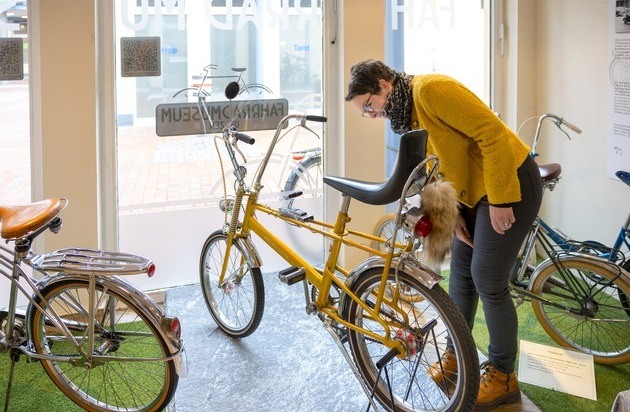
[562,119,582,134]
[235,132,255,145]
[305,115,327,123]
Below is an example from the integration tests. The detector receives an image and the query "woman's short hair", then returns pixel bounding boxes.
[345,59,396,101]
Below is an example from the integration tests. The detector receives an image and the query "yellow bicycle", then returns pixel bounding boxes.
[199,84,479,411]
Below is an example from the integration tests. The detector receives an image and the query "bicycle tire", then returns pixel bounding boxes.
[344,267,479,412]
[29,277,178,412]
[172,87,211,100]
[623,260,630,316]
[530,256,630,364]
[238,83,272,97]
[283,154,322,194]
[199,230,265,338]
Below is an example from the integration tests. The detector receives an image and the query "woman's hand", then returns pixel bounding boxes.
[489,205,515,234]
[454,215,474,247]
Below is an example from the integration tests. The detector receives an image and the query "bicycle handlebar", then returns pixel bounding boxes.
[305,115,327,123]
[218,113,326,189]
[252,113,326,189]
[530,113,581,157]
[560,118,582,134]
[235,131,255,145]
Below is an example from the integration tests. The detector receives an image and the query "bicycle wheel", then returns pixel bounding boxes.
[199,230,265,338]
[371,213,401,252]
[29,278,178,412]
[172,86,211,101]
[344,267,479,412]
[283,154,322,195]
[239,83,273,97]
[623,260,630,316]
[530,256,630,364]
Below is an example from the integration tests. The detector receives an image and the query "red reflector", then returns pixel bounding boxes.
[171,317,181,339]
[414,214,433,238]
[292,154,305,161]
[147,263,156,277]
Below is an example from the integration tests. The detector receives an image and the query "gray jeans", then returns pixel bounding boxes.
[448,155,542,374]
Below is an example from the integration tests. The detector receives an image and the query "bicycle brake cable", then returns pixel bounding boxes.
[229,128,249,164]
[553,119,573,141]
[214,135,228,224]
[300,118,322,140]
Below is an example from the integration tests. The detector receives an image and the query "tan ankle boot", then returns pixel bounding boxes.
[475,361,521,410]
[428,349,458,394]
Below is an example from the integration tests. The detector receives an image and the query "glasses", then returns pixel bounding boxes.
[361,86,378,118]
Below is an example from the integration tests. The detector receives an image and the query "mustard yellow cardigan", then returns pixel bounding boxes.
[409,74,531,208]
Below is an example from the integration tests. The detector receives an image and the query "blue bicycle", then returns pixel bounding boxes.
[510,113,630,365]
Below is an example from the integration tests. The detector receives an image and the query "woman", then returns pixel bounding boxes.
[345,59,542,411]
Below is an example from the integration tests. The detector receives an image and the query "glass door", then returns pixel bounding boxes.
[0,0,29,205]
[384,0,490,178]
[114,1,324,289]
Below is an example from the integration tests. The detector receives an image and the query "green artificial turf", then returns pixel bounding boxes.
[0,357,81,411]
[471,288,630,412]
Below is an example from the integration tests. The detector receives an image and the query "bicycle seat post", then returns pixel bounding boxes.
[333,194,352,234]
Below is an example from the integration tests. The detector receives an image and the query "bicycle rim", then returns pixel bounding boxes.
[344,268,479,412]
[531,257,630,364]
[199,230,265,338]
[371,214,398,252]
[29,278,177,412]
[283,154,322,195]
[622,260,630,316]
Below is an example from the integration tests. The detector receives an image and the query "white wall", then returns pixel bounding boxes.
[533,0,628,245]
[340,0,387,267]
[30,0,99,252]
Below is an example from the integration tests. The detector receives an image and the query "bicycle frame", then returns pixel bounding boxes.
[217,114,442,354]
[187,64,272,99]
[0,244,76,358]
[610,214,630,264]
[538,217,629,264]
[509,215,629,311]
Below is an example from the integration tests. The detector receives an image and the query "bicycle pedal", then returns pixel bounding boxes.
[283,190,303,199]
[279,207,313,222]
[278,266,306,285]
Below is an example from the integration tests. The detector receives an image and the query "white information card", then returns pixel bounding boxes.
[518,340,597,401]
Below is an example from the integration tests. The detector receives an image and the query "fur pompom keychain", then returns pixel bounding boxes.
[419,179,460,270]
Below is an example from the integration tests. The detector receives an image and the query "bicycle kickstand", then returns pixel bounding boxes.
[366,348,399,412]
[3,349,20,412]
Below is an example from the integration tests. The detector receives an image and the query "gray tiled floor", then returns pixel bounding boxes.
[166,281,368,412]
[165,281,542,412]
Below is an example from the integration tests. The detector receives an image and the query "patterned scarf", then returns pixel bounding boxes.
[384,71,414,134]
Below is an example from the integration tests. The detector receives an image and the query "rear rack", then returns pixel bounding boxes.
[28,248,153,276]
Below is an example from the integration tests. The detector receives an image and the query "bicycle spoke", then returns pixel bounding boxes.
[531,257,630,364]
[345,268,478,411]
[30,278,177,411]
[200,230,265,338]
